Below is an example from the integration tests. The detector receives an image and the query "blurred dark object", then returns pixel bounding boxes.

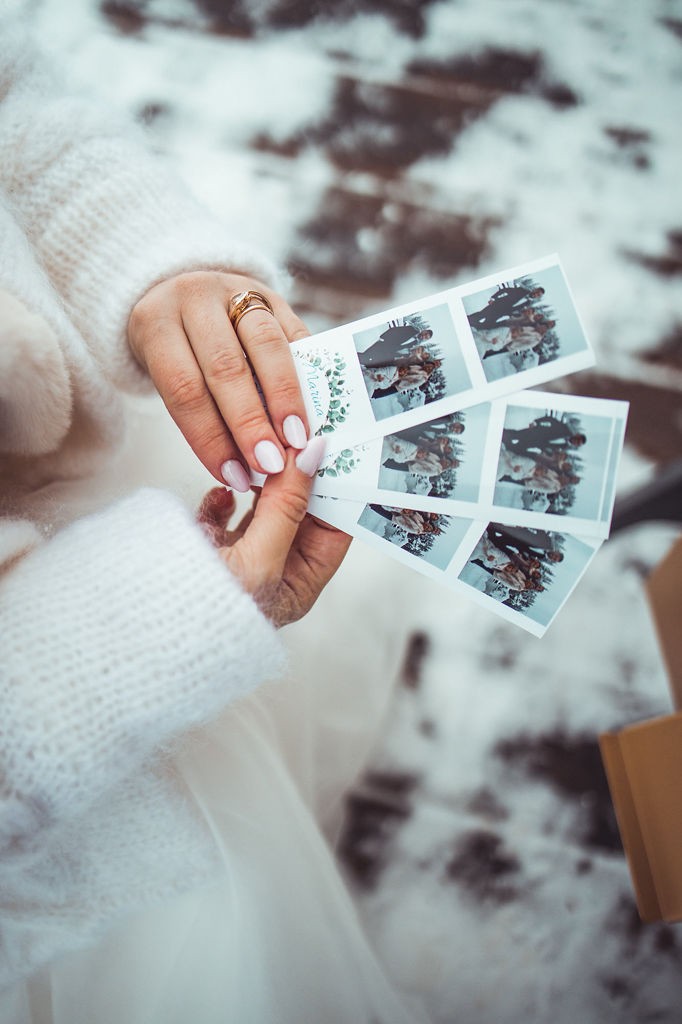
[611,459,682,534]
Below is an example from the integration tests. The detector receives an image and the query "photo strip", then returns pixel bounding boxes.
[286,254,595,453]
[311,391,628,541]
[308,496,601,637]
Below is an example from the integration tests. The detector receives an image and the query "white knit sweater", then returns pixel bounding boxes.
[0,9,288,988]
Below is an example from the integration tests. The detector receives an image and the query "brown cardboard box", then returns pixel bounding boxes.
[599,537,682,924]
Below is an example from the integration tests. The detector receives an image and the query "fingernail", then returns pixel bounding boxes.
[295,435,326,477]
[282,414,308,449]
[255,439,285,474]
[221,459,251,492]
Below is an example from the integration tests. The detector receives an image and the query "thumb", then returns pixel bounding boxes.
[221,437,325,594]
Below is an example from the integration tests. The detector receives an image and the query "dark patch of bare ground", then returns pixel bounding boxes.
[136,100,173,126]
[494,729,622,854]
[555,369,682,466]
[599,895,682,1008]
[254,50,578,174]
[287,187,495,301]
[263,50,577,308]
[608,894,680,960]
[337,632,433,890]
[101,0,256,37]
[254,74,484,174]
[603,125,652,171]
[100,0,148,34]
[337,770,419,889]
[445,829,521,904]
[400,630,430,690]
[642,322,682,371]
[264,0,437,38]
[466,786,509,823]
[660,17,682,42]
[550,228,682,468]
[101,0,441,38]
[624,228,682,278]
[407,47,579,109]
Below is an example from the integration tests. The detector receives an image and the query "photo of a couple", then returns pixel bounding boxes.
[357,503,471,570]
[378,413,465,497]
[459,523,597,627]
[377,402,490,503]
[493,408,587,516]
[352,303,471,422]
[462,263,589,383]
[464,523,564,599]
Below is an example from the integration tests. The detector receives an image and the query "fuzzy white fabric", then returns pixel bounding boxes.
[0,14,425,1022]
[0,289,71,455]
[0,11,279,397]
[0,10,288,991]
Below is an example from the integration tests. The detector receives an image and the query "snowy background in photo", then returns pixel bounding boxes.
[29,0,682,1020]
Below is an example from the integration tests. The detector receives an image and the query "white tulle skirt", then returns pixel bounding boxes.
[1,401,428,1023]
[2,556,427,1024]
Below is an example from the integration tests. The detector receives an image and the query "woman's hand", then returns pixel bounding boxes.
[197,438,352,628]
[127,271,311,491]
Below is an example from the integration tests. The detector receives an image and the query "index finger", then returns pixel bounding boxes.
[220,438,325,593]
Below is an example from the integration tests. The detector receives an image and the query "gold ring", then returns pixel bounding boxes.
[227,290,274,330]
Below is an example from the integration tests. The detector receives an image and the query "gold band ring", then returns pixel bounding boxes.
[227,290,274,331]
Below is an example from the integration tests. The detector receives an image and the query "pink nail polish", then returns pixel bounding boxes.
[255,440,285,474]
[283,414,308,449]
[221,459,251,492]
[295,435,326,477]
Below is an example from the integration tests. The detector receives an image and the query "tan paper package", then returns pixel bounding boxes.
[599,536,682,924]
[600,715,682,923]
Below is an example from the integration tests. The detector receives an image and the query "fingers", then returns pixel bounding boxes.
[220,438,325,595]
[182,294,295,477]
[197,486,235,529]
[182,274,311,475]
[196,486,236,546]
[127,270,311,483]
[134,313,251,488]
[281,515,352,617]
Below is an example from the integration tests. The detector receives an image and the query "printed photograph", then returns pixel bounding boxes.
[492,403,622,524]
[352,303,472,422]
[458,523,598,627]
[377,402,491,503]
[357,503,471,571]
[461,263,589,384]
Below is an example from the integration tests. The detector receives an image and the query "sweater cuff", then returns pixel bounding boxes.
[0,488,284,858]
[38,142,281,393]
[0,19,281,393]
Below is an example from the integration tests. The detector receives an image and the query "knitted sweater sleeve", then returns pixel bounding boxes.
[0,12,279,393]
[0,488,284,864]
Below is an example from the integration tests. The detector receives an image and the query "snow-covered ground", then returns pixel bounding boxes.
[29,0,682,1019]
